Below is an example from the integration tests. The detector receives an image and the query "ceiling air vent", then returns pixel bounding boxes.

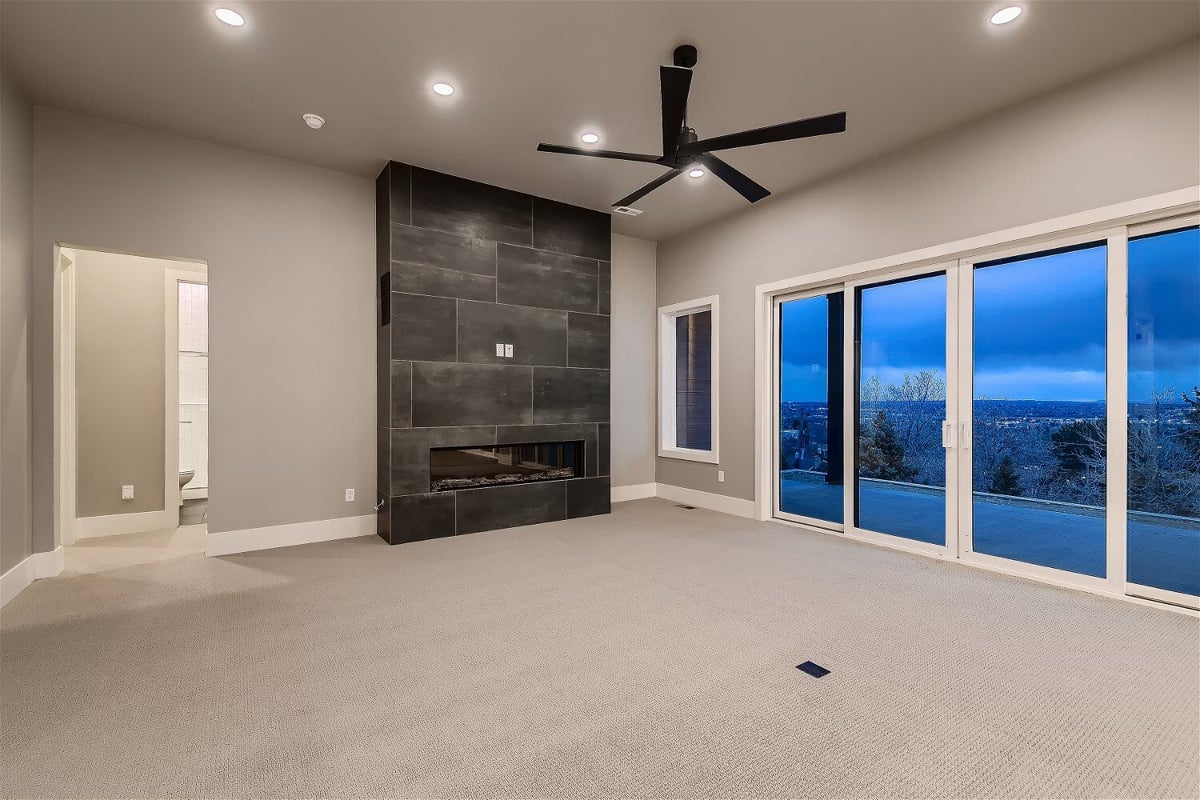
[612,206,643,217]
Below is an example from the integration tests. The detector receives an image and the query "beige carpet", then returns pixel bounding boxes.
[2,499,1197,799]
[62,524,206,576]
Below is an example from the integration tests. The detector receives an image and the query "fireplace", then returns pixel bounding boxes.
[430,441,585,492]
[376,161,611,543]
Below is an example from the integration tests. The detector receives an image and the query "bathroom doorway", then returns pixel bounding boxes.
[53,245,209,574]
[177,278,209,527]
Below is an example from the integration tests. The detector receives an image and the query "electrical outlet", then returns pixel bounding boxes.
[504,344,514,358]
[717,470,725,482]
[121,484,135,500]
[344,488,355,502]
[495,343,504,357]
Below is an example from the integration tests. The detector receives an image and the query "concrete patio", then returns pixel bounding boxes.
[780,472,1200,596]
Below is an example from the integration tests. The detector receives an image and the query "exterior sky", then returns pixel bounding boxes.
[780,227,1199,404]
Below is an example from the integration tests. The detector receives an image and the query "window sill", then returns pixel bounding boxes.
[658,447,719,464]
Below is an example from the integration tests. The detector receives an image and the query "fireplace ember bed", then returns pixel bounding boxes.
[429,441,585,492]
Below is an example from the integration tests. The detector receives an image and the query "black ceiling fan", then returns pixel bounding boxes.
[537,44,847,208]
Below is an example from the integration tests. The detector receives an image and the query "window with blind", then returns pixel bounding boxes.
[659,296,719,463]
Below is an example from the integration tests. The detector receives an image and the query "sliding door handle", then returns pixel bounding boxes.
[941,421,955,449]
[960,422,970,450]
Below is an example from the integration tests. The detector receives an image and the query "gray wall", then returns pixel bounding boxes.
[74,249,186,517]
[31,107,377,543]
[656,40,1200,502]
[610,233,656,488]
[26,107,658,552]
[1,71,34,572]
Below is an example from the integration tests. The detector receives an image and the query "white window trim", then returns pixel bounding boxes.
[658,295,720,464]
[750,185,1200,615]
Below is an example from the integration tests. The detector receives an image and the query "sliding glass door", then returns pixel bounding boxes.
[777,290,844,527]
[1126,225,1200,600]
[853,272,950,546]
[770,212,1198,608]
[966,242,1109,578]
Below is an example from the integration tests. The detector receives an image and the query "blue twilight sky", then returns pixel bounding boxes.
[781,227,1199,403]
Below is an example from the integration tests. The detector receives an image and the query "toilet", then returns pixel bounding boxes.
[179,470,195,505]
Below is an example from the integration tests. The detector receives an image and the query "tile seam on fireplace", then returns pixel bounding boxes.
[388,243,608,276]
[498,239,609,265]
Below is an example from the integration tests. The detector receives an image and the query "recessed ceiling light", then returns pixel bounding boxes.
[688,168,706,179]
[302,113,325,130]
[432,82,455,97]
[580,132,600,144]
[214,8,245,26]
[989,6,1022,25]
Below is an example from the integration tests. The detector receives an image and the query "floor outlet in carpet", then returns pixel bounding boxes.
[796,661,831,678]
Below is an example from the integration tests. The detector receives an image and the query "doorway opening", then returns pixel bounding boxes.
[54,245,209,575]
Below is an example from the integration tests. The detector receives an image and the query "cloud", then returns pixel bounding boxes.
[974,366,1105,402]
[778,230,1197,404]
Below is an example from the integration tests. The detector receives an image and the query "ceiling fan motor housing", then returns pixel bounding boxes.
[673,44,698,68]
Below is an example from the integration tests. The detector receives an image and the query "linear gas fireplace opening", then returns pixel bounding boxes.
[430,441,584,492]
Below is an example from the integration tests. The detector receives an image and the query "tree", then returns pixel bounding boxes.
[885,369,947,486]
[988,455,1023,497]
[1051,420,1105,476]
[859,410,916,481]
[1045,419,1106,505]
[1182,386,1200,458]
[1129,386,1200,516]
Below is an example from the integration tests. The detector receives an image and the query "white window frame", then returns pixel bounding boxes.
[771,285,846,533]
[658,295,720,464]
[751,186,1200,613]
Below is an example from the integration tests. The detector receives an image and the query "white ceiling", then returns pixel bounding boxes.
[2,1,1196,241]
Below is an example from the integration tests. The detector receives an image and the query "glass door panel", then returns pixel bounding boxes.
[778,291,844,525]
[1127,226,1200,598]
[971,243,1107,577]
[855,273,948,544]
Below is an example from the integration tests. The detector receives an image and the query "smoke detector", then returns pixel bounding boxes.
[302,113,326,130]
[612,206,643,216]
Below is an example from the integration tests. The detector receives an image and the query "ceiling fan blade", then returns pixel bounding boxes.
[693,153,770,203]
[613,168,683,208]
[678,111,847,156]
[537,143,663,164]
[660,65,693,160]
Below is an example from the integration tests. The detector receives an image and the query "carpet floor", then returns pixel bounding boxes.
[2,499,1197,799]
[62,523,206,576]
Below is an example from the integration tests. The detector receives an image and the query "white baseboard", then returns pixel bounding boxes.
[35,546,66,579]
[1,547,65,608]
[611,483,657,502]
[654,483,756,518]
[0,557,35,608]
[75,510,171,540]
[206,514,376,556]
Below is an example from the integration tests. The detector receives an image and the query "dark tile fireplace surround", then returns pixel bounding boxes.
[376,161,611,544]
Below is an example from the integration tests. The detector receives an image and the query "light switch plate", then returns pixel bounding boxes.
[121,484,135,500]
[717,470,725,482]
[504,344,514,358]
[495,343,504,357]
